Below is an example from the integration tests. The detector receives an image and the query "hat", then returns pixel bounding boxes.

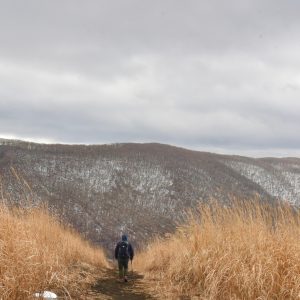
[121,234,128,241]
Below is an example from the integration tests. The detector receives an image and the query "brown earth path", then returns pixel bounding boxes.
[84,268,156,300]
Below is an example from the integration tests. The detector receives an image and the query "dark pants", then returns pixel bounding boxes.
[118,258,129,278]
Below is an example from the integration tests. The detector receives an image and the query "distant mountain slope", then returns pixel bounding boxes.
[1,138,300,251]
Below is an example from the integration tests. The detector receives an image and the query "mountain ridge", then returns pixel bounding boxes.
[1,139,300,252]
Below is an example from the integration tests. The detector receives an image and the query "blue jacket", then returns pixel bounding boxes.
[115,241,134,260]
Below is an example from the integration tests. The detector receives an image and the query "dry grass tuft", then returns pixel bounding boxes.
[0,202,108,299]
[136,200,300,299]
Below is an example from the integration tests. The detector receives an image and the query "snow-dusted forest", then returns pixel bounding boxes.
[1,139,300,251]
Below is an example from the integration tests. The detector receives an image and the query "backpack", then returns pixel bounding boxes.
[118,241,129,258]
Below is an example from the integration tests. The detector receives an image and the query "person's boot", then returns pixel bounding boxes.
[124,276,128,282]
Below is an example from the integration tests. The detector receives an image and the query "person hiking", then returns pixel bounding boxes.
[114,234,134,282]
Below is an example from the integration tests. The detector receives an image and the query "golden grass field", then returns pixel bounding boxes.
[136,200,300,299]
[0,202,108,299]
[2,195,300,300]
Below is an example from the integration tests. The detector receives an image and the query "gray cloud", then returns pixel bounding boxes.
[0,0,300,157]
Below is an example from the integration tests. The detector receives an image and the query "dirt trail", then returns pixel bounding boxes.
[84,268,156,300]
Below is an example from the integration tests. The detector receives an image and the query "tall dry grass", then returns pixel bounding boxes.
[0,203,108,299]
[136,200,300,299]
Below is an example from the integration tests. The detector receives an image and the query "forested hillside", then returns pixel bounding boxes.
[1,139,300,251]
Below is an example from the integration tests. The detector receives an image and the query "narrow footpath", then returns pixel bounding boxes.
[84,268,156,300]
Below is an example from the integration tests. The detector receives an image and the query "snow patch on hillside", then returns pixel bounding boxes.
[31,156,175,212]
[225,161,300,204]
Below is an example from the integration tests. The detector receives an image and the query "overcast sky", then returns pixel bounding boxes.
[0,0,300,157]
